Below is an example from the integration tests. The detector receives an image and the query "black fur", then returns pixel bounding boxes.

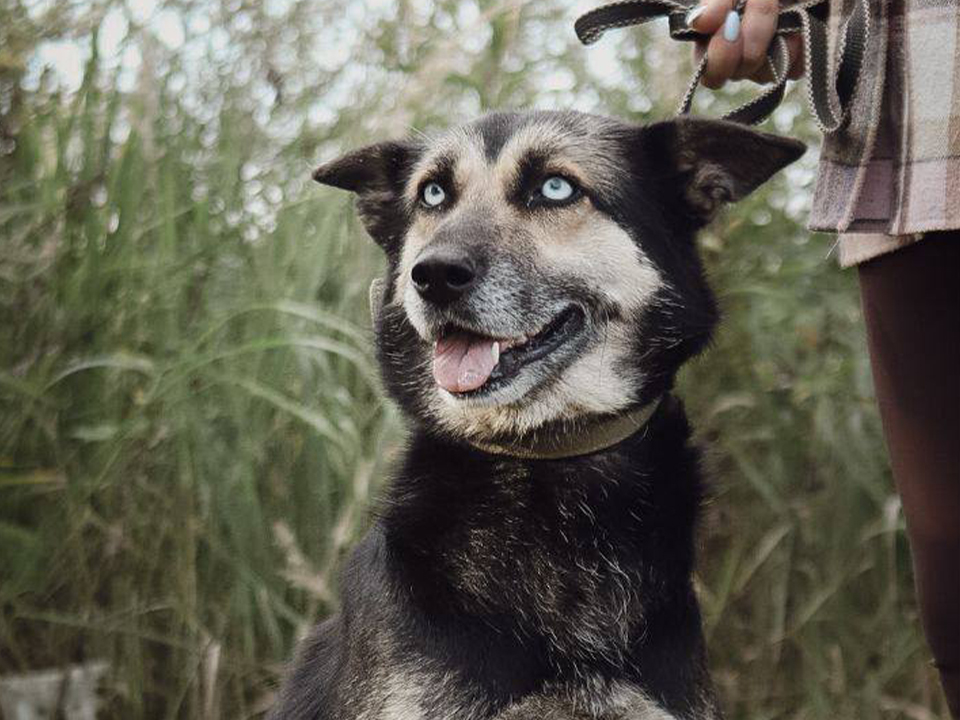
[273,399,713,718]
[271,112,804,719]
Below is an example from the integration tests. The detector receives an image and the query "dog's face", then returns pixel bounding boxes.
[316,112,803,440]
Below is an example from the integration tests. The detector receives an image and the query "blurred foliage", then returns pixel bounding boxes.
[0,0,948,718]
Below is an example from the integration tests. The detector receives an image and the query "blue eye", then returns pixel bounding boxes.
[541,176,575,202]
[421,182,446,207]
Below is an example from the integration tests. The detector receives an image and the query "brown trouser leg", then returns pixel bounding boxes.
[858,232,960,718]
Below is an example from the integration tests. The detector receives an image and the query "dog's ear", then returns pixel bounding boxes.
[313,140,421,251]
[640,118,805,227]
[313,140,418,195]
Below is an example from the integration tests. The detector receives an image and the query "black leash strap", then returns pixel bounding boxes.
[574,0,869,132]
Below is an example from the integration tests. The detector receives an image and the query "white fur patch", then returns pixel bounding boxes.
[493,680,686,719]
[379,672,422,720]
[361,665,491,720]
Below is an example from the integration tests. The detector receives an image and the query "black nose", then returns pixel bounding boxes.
[411,247,479,306]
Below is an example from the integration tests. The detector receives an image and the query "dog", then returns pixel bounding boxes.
[270,110,804,719]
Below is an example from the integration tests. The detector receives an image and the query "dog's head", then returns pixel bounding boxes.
[315,111,803,441]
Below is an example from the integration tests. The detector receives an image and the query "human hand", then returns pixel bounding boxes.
[686,0,805,89]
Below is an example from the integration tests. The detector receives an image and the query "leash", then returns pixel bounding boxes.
[469,397,662,460]
[574,0,869,133]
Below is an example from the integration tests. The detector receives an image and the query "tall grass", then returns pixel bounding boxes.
[1,29,396,716]
[681,204,945,719]
[0,2,950,718]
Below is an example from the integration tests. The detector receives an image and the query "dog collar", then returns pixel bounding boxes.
[468,397,662,460]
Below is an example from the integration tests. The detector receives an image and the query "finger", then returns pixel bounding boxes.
[686,0,734,34]
[737,0,778,80]
[748,61,775,84]
[701,10,742,89]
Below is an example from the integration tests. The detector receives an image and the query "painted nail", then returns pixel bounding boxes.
[723,10,741,41]
[686,5,705,27]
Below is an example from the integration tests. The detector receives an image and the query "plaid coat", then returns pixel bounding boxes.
[808,0,960,239]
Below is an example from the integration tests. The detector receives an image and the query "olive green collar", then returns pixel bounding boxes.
[468,397,662,460]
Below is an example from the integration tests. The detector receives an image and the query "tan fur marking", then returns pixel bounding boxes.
[535,209,661,315]
[495,118,629,199]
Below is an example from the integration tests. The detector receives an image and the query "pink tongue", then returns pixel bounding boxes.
[433,332,498,393]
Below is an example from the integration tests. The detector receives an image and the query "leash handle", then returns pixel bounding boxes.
[574,0,869,133]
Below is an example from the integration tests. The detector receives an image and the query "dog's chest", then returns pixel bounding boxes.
[362,669,680,720]
[430,467,650,641]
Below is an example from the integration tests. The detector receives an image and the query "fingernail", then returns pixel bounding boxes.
[723,10,740,41]
[686,5,705,27]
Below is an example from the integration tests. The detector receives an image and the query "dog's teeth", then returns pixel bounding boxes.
[491,341,500,364]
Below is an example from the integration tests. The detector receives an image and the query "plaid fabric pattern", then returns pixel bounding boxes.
[809,0,960,235]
